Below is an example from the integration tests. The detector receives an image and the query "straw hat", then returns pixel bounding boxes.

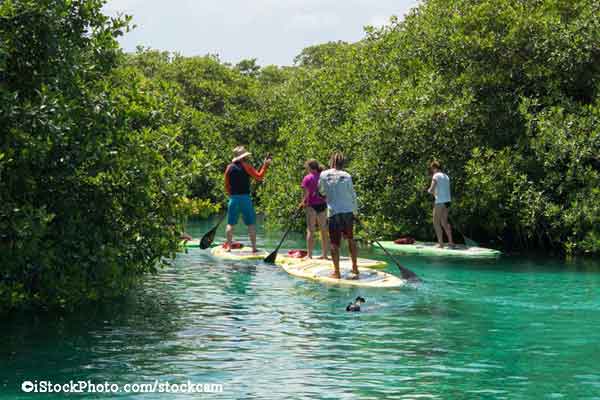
[232,146,252,163]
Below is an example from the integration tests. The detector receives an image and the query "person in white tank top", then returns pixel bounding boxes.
[427,160,455,248]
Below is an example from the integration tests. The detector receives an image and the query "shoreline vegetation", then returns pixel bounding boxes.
[1,0,599,311]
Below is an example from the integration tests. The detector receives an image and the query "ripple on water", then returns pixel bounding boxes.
[1,223,600,399]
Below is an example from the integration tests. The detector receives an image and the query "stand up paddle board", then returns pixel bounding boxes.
[182,241,267,260]
[280,259,405,288]
[277,253,387,269]
[376,241,501,258]
[183,239,201,248]
[209,245,268,260]
[185,241,403,287]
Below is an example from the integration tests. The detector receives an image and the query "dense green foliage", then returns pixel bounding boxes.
[259,0,600,254]
[2,0,599,311]
[123,49,291,202]
[0,0,198,311]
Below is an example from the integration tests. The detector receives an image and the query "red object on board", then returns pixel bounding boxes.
[287,249,308,258]
[222,242,244,249]
[394,237,416,245]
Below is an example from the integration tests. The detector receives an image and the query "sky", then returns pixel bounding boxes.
[103,0,419,66]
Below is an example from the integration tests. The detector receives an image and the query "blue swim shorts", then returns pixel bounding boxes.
[227,194,256,226]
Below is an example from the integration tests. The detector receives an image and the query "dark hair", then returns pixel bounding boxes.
[329,152,345,169]
[304,159,323,172]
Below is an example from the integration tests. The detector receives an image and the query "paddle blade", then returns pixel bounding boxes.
[395,263,421,283]
[464,236,479,248]
[264,250,278,264]
[199,229,216,249]
[371,240,422,283]
[199,213,227,249]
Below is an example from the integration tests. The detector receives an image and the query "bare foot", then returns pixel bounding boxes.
[435,244,444,249]
[329,272,341,279]
[318,255,329,260]
[348,273,360,280]
[252,248,258,253]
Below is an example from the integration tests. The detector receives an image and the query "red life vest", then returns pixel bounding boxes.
[227,162,251,195]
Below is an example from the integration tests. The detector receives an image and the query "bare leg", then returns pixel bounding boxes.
[317,211,329,259]
[248,224,257,252]
[440,206,454,246]
[306,227,315,258]
[306,208,316,258]
[226,224,234,251]
[330,243,341,278]
[433,205,444,248]
[349,238,359,276]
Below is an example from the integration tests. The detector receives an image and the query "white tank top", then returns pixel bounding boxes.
[433,172,451,204]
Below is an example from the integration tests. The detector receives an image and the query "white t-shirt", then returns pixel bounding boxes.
[432,172,451,204]
[318,168,358,217]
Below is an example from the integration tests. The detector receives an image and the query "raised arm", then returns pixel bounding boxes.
[241,161,270,181]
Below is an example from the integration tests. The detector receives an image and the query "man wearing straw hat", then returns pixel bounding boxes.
[224,146,272,252]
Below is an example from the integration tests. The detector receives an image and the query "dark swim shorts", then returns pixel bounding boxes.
[328,212,354,246]
[309,203,327,214]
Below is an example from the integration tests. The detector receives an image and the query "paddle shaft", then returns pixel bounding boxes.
[371,238,421,282]
[448,215,479,247]
[274,207,304,249]
[199,210,227,249]
[264,207,303,263]
[353,217,421,282]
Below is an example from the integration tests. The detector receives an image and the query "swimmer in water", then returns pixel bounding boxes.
[346,296,365,312]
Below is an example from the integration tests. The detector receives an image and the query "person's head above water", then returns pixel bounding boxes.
[304,159,323,173]
[232,146,252,163]
[329,151,345,170]
[346,296,365,312]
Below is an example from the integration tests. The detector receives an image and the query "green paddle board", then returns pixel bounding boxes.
[376,241,501,258]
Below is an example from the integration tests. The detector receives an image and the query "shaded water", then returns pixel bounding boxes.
[2,217,600,399]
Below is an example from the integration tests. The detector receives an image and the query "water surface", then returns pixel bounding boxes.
[2,218,600,399]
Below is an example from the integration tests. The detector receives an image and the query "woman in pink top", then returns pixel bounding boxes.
[299,160,329,259]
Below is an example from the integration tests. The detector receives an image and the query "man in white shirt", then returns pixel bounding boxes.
[427,160,455,248]
[318,152,359,279]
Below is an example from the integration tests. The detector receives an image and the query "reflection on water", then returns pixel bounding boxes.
[2,217,600,399]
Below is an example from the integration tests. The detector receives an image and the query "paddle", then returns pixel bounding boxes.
[354,217,421,283]
[264,207,304,264]
[449,216,479,248]
[371,239,421,283]
[199,212,227,249]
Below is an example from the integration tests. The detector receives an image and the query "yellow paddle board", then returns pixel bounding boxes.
[277,255,387,269]
[210,246,268,260]
[279,259,405,288]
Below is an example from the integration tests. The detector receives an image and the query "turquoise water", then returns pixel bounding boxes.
[2,218,600,399]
